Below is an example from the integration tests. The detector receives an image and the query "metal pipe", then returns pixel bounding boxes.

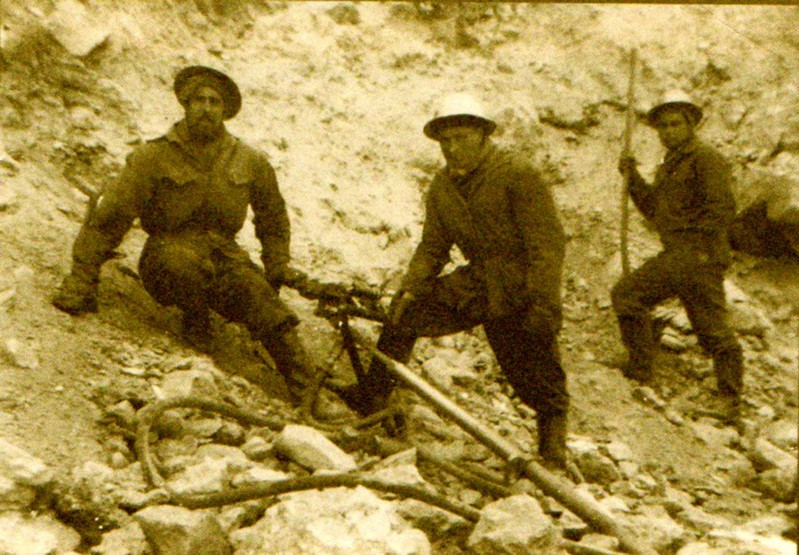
[364,346,657,555]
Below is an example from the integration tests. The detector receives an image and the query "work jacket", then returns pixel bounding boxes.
[71,121,290,283]
[628,139,736,265]
[402,143,565,320]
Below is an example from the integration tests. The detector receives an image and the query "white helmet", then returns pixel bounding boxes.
[647,89,703,126]
[423,92,497,140]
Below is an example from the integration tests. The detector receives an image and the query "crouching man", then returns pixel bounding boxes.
[359,93,571,468]
[53,65,321,409]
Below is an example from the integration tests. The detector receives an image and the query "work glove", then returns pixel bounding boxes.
[387,290,416,327]
[267,266,308,292]
[52,273,98,315]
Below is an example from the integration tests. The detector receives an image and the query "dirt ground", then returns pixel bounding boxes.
[0,1,797,553]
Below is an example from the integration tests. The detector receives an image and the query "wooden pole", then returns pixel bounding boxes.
[362,343,657,555]
[620,48,638,277]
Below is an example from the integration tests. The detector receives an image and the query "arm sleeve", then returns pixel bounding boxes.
[692,149,736,233]
[70,149,146,283]
[400,186,453,298]
[250,154,291,280]
[627,166,656,221]
[508,166,565,304]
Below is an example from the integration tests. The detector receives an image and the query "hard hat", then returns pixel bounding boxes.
[423,92,497,140]
[174,65,242,120]
[647,89,703,126]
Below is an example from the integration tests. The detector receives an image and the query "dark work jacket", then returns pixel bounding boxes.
[628,139,736,265]
[70,121,290,283]
[402,143,565,320]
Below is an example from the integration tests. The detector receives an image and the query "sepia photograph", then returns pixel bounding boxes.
[0,1,796,553]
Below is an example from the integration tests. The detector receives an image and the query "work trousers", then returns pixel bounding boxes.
[363,269,570,417]
[138,232,296,339]
[611,248,743,394]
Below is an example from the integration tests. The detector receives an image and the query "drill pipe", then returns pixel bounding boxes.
[363,345,657,555]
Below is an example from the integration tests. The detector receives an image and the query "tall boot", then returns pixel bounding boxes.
[712,345,744,426]
[713,344,743,398]
[355,325,417,416]
[259,328,318,407]
[617,315,655,382]
[537,411,568,469]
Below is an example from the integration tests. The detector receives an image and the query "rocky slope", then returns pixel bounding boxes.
[0,2,796,554]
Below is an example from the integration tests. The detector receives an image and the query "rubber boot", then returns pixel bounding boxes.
[713,344,743,398]
[260,328,318,407]
[712,345,744,426]
[617,315,655,382]
[354,324,416,416]
[538,411,568,469]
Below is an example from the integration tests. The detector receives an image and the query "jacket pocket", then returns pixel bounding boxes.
[141,167,204,234]
[483,255,527,318]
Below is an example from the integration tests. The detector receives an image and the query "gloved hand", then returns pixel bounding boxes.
[268,266,308,292]
[618,153,637,176]
[52,273,98,315]
[388,290,416,327]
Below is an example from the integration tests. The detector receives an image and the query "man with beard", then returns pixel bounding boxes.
[356,93,571,468]
[53,66,324,411]
[613,89,743,422]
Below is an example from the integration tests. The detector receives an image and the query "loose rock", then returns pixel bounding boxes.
[134,505,232,555]
[273,424,357,472]
[467,494,561,555]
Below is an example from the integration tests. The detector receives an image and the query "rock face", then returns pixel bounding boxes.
[230,485,431,555]
[133,505,232,555]
[466,494,561,555]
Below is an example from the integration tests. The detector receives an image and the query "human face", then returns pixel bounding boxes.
[655,109,695,151]
[185,86,225,142]
[437,125,487,174]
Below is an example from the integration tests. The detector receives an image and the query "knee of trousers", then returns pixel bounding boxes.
[139,239,212,307]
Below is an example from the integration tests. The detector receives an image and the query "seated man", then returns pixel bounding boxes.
[358,93,571,469]
[614,89,743,421]
[53,65,318,408]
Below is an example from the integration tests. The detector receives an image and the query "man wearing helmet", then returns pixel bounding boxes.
[614,89,743,421]
[358,93,571,468]
[52,65,323,411]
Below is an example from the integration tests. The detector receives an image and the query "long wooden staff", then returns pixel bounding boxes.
[620,48,638,277]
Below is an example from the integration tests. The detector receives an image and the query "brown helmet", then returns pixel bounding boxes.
[423,92,497,140]
[173,65,242,120]
[647,89,703,126]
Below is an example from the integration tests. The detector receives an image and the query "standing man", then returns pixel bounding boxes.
[359,93,570,468]
[52,65,318,409]
[613,89,743,419]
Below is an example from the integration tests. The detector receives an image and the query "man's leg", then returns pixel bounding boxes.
[678,264,743,419]
[484,310,569,468]
[611,253,679,382]
[358,270,487,415]
[209,253,317,406]
[138,236,214,344]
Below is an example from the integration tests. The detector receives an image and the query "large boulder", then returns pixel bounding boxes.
[466,494,561,555]
[230,485,430,554]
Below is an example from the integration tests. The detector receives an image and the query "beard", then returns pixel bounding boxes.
[187,116,223,143]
